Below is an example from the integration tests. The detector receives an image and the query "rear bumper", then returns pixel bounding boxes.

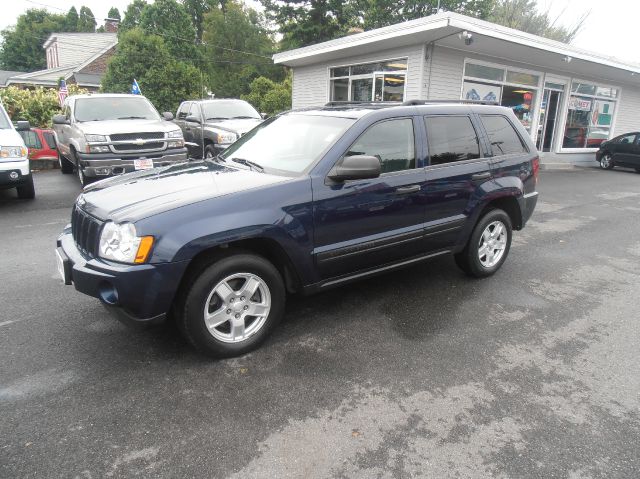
[77,148,188,178]
[56,226,190,323]
[519,191,538,226]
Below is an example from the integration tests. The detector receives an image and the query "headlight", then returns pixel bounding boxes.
[88,145,110,153]
[99,222,154,264]
[167,129,183,139]
[85,134,107,142]
[206,128,237,145]
[0,146,28,158]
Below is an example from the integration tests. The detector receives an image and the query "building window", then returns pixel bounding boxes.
[330,59,407,102]
[462,60,540,133]
[562,81,618,149]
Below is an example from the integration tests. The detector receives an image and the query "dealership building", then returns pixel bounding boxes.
[273,12,640,165]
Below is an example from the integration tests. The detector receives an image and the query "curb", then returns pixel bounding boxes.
[540,162,576,171]
[30,159,59,171]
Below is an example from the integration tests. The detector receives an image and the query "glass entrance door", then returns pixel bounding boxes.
[536,84,564,151]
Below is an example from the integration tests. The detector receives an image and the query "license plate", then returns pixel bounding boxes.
[55,248,66,283]
[134,158,154,170]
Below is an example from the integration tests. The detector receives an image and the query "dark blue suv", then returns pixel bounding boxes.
[56,102,539,357]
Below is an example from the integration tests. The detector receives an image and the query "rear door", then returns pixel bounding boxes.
[613,133,638,166]
[312,116,427,279]
[422,114,491,251]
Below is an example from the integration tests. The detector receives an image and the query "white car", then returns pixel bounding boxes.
[0,104,33,199]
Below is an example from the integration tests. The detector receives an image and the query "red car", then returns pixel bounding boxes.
[18,127,59,162]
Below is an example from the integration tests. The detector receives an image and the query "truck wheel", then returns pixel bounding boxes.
[204,144,217,159]
[16,174,35,199]
[71,148,90,186]
[58,152,74,174]
[179,253,285,358]
[455,209,512,278]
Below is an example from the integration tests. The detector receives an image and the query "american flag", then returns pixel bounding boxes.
[58,79,68,107]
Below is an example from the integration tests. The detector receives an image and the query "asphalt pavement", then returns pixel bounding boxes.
[1,167,639,478]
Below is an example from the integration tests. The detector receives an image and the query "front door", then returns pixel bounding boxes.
[614,133,639,167]
[312,117,427,279]
[536,87,563,152]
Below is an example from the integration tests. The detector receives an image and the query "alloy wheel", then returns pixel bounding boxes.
[478,220,507,268]
[600,155,612,169]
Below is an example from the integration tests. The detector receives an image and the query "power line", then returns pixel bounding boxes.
[22,0,274,60]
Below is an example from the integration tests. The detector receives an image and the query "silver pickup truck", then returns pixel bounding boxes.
[53,94,188,186]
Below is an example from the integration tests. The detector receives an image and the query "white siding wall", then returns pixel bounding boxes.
[291,44,424,108]
[613,86,640,136]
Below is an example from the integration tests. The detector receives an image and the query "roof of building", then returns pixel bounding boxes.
[71,72,103,88]
[42,33,117,69]
[273,11,640,86]
[0,70,25,86]
[7,66,75,87]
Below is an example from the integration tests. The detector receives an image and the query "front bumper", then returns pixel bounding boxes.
[56,226,190,323]
[0,159,31,189]
[77,148,188,178]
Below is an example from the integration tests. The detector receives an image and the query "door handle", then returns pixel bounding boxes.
[395,184,421,195]
[471,172,492,182]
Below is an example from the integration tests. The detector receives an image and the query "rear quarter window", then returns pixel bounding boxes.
[425,116,481,165]
[481,115,528,156]
[43,131,57,149]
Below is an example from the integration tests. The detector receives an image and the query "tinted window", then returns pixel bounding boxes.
[617,134,636,144]
[481,115,527,156]
[19,130,41,149]
[177,102,190,119]
[346,118,415,174]
[425,116,480,165]
[201,100,260,120]
[43,131,57,149]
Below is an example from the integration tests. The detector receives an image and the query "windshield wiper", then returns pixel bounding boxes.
[117,116,148,120]
[206,116,229,121]
[231,158,264,172]
[229,116,258,119]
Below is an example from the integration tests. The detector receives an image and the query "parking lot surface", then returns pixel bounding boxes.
[1,168,639,478]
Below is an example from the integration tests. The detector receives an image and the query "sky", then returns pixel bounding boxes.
[1,0,638,65]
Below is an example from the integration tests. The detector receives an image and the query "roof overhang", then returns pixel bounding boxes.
[273,12,640,87]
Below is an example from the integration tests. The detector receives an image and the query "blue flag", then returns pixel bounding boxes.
[131,79,141,95]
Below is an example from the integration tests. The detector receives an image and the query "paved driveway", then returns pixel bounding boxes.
[1,168,639,478]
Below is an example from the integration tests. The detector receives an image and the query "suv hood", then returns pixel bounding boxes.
[77,119,180,136]
[0,128,26,147]
[205,118,262,135]
[79,160,290,222]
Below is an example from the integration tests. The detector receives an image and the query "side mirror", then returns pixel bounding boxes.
[328,155,381,182]
[16,120,31,131]
[185,115,202,124]
[52,114,70,125]
[261,112,268,119]
[162,112,174,121]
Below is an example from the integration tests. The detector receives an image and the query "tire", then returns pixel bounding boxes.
[599,153,614,170]
[58,151,74,174]
[455,209,512,278]
[204,144,217,159]
[71,148,90,187]
[16,174,35,199]
[178,253,285,358]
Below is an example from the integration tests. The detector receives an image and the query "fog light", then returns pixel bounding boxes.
[98,281,119,305]
[95,167,111,175]
[9,171,19,180]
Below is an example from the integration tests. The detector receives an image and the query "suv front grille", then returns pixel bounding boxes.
[110,132,165,141]
[112,142,165,152]
[71,206,103,257]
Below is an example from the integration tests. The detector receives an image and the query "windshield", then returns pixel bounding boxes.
[0,105,11,129]
[202,100,261,120]
[74,97,160,122]
[220,114,355,174]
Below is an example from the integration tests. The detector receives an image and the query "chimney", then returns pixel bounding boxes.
[104,18,119,33]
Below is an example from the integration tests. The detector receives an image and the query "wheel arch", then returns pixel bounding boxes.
[481,195,523,230]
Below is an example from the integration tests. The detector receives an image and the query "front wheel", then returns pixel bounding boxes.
[178,253,285,358]
[599,153,614,170]
[204,144,217,159]
[455,209,512,278]
[59,152,74,174]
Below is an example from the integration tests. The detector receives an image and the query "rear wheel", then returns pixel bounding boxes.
[16,174,35,199]
[599,153,614,170]
[455,209,512,278]
[178,253,285,358]
[58,151,74,174]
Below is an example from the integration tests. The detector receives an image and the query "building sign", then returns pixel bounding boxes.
[462,81,501,102]
[568,97,592,111]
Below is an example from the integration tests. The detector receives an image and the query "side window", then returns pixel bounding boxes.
[481,115,528,156]
[43,131,57,149]
[424,116,480,165]
[345,118,415,174]
[617,134,636,144]
[19,130,41,149]
[177,102,190,119]
[63,100,71,119]
[188,102,200,120]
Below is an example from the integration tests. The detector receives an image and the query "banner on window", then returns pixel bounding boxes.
[568,96,591,111]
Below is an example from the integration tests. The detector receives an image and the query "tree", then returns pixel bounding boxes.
[64,6,79,31]
[102,28,202,112]
[108,7,122,20]
[77,6,97,32]
[139,0,197,59]
[119,0,148,33]
[488,0,589,43]
[241,74,291,115]
[260,0,355,49]
[202,1,283,98]
[182,0,214,42]
[0,9,67,71]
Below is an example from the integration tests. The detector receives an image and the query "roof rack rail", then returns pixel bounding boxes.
[402,99,499,106]
[324,101,401,107]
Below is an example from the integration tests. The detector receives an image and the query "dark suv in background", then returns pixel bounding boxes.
[56,101,539,358]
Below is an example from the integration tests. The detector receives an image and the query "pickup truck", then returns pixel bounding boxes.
[0,103,33,199]
[56,101,539,358]
[53,94,188,186]
[173,99,263,158]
